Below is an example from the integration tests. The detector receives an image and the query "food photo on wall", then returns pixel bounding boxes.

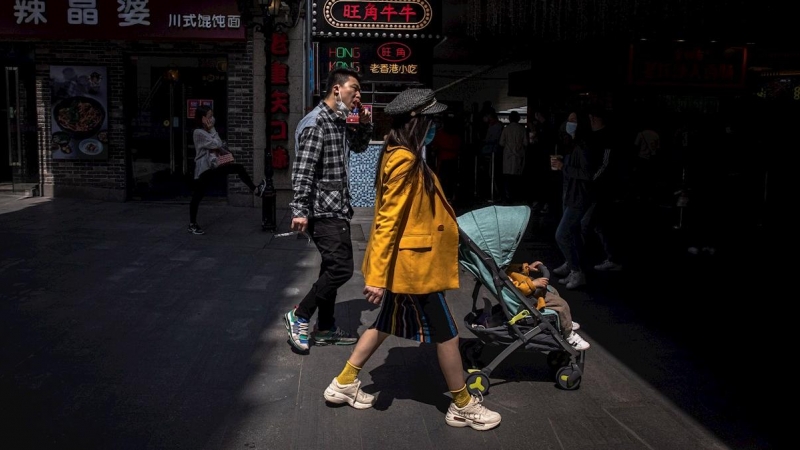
[49,65,109,160]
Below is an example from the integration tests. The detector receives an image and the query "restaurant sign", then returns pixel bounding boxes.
[629,43,747,88]
[316,40,432,86]
[0,0,245,41]
[312,0,441,39]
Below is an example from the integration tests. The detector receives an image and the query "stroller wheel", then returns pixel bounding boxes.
[466,370,491,396]
[555,366,581,390]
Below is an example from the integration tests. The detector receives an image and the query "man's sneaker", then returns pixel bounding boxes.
[188,223,205,235]
[594,259,623,271]
[445,395,502,431]
[283,308,309,351]
[323,378,374,409]
[571,321,580,331]
[313,326,357,346]
[552,262,570,277]
[254,178,267,197]
[565,271,586,290]
[567,331,590,350]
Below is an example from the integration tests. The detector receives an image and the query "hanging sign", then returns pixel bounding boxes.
[312,0,442,39]
[186,99,214,119]
[629,43,747,88]
[316,40,432,84]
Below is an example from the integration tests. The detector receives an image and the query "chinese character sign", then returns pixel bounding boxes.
[314,0,441,37]
[317,41,431,84]
[50,65,109,160]
[270,32,291,169]
[2,0,245,40]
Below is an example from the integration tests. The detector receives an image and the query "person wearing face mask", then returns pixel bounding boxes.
[188,106,267,235]
[285,68,373,352]
[549,111,598,289]
[322,88,502,431]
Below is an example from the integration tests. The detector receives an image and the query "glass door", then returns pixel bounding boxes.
[126,55,228,200]
[1,65,38,194]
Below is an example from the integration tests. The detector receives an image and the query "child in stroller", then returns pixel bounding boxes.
[504,261,590,351]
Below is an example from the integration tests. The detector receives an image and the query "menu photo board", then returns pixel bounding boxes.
[312,0,442,39]
[50,65,109,160]
[316,40,432,87]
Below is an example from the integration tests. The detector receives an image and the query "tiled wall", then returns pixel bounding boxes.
[349,143,382,207]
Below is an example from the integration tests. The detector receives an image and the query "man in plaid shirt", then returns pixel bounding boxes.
[284,68,373,352]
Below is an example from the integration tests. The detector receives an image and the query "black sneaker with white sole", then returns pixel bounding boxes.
[188,223,205,235]
[254,178,268,197]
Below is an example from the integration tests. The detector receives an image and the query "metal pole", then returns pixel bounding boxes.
[261,9,277,231]
[490,154,495,202]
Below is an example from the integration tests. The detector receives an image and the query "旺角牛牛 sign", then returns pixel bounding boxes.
[312,0,442,39]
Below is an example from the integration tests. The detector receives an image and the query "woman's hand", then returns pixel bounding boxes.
[364,285,385,304]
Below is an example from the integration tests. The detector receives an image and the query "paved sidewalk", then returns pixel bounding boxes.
[0,194,770,449]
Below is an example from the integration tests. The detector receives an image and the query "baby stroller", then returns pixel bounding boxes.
[457,205,585,392]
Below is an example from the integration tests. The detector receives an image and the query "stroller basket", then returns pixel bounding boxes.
[457,205,585,392]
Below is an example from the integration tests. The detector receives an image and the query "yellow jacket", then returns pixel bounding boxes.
[362,145,460,294]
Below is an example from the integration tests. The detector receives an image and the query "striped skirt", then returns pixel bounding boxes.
[371,291,459,343]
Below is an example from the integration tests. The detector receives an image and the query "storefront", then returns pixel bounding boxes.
[310,0,441,206]
[0,0,254,202]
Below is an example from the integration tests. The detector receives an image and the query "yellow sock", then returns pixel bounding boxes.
[451,384,471,408]
[336,361,361,385]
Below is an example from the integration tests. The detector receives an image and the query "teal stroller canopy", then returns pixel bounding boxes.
[457,205,531,311]
[458,205,530,270]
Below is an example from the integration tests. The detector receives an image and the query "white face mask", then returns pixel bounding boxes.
[208,117,215,128]
[334,90,350,117]
[565,122,577,137]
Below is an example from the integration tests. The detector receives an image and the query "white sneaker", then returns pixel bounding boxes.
[552,262,570,277]
[323,378,375,409]
[567,331,590,351]
[565,271,586,290]
[445,395,501,431]
[594,259,623,271]
[571,321,580,331]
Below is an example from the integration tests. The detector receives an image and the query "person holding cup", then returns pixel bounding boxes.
[549,111,598,289]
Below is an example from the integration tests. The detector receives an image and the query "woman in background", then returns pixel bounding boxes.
[189,105,266,235]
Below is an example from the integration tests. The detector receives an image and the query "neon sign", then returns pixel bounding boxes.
[317,41,430,84]
[313,0,441,38]
[376,42,411,63]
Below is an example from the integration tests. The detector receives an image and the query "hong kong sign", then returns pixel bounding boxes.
[629,43,747,88]
[312,0,442,39]
[0,0,245,41]
[316,40,432,85]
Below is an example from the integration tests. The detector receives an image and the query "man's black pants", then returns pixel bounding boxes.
[295,218,354,331]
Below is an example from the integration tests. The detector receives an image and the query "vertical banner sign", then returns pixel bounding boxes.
[271,31,290,169]
[50,65,109,160]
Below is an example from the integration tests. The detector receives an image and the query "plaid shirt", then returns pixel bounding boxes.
[290,102,373,220]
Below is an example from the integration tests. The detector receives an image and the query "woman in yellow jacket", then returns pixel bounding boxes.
[322,89,501,431]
